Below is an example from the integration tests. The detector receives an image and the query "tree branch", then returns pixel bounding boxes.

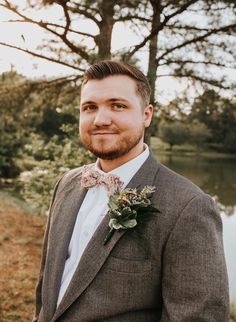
[60,1,71,37]
[0,2,90,60]
[159,59,234,68]
[158,73,234,90]
[165,24,210,32]
[67,3,100,25]
[5,19,96,39]
[71,2,100,15]
[0,41,84,71]
[156,23,236,63]
[187,3,234,12]
[126,0,199,59]
[114,15,152,23]
[39,74,83,85]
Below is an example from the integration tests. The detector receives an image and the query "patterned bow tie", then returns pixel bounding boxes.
[81,165,123,195]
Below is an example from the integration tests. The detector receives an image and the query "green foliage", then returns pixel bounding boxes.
[156,89,236,153]
[20,129,94,214]
[36,107,77,141]
[0,131,21,177]
[158,121,189,150]
[223,128,236,153]
[0,71,31,177]
[188,120,212,151]
[0,71,94,212]
[0,71,82,178]
[148,112,160,137]
[189,89,236,152]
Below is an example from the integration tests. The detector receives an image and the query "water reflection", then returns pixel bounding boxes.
[156,153,236,211]
[222,209,236,305]
[154,152,236,304]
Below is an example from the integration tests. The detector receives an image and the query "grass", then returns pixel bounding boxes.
[150,137,236,159]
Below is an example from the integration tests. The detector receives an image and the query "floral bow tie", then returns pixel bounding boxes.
[81,165,123,195]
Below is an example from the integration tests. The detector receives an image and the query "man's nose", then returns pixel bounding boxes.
[93,107,112,126]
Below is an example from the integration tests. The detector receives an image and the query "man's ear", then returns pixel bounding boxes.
[144,104,154,128]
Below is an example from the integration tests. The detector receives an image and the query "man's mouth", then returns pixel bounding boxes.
[91,131,118,135]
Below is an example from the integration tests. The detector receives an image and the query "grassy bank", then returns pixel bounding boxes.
[151,137,236,159]
[0,192,46,322]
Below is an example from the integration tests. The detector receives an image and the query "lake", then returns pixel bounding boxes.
[155,152,236,305]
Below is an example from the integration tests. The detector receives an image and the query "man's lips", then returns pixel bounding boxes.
[91,131,118,135]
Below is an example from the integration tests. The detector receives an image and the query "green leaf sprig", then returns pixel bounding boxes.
[103,185,158,245]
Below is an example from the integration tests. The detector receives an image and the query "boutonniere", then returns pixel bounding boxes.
[103,185,158,245]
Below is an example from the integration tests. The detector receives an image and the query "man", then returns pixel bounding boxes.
[34,60,229,321]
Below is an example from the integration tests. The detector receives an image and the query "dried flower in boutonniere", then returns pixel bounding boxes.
[103,185,158,245]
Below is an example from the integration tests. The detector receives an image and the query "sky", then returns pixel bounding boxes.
[0,2,144,76]
[0,1,235,104]
[0,0,191,104]
[0,1,78,77]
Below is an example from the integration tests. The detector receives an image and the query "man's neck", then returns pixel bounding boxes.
[99,143,145,173]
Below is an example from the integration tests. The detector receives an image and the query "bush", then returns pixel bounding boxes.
[158,121,189,151]
[19,130,94,214]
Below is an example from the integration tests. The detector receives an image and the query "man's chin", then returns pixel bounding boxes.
[91,150,121,160]
[82,136,143,161]
[86,145,127,160]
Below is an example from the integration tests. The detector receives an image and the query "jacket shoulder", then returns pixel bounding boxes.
[153,161,213,218]
[158,162,203,196]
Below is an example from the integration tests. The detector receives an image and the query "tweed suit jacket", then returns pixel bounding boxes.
[33,153,229,322]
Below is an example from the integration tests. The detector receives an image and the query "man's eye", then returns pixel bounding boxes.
[113,103,126,110]
[83,105,96,111]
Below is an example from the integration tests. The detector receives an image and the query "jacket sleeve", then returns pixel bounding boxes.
[160,193,229,322]
[32,178,62,322]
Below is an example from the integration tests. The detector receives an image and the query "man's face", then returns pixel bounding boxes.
[79,75,153,163]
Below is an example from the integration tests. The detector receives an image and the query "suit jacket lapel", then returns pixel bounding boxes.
[53,153,160,320]
[42,176,87,321]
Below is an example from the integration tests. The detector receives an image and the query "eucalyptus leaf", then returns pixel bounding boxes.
[104,185,158,244]
[122,219,137,228]
[109,218,123,230]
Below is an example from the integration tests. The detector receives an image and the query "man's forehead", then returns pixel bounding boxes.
[82,75,136,90]
[81,75,137,101]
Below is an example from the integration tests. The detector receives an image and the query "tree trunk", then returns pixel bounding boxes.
[96,1,115,60]
[145,0,161,146]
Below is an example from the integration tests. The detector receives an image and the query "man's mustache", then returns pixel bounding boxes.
[89,127,120,134]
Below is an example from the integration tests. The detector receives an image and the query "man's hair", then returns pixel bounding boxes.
[82,60,151,107]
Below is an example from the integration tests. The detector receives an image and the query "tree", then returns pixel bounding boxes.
[0,70,95,211]
[223,128,236,153]
[0,70,84,177]
[190,89,236,151]
[1,0,235,110]
[188,120,212,151]
[158,120,189,150]
[0,71,34,177]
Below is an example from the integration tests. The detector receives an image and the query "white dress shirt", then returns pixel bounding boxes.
[57,146,150,306]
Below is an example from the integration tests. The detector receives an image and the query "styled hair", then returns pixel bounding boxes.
[82,60,151,107]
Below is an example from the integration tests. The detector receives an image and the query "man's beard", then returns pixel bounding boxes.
[81,129,144,160]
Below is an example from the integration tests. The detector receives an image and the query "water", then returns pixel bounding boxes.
[155,152,236,305]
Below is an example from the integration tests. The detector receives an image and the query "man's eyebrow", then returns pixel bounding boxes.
[108,98,129,102]
[80,100,96,106]
[81,98,129,106]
